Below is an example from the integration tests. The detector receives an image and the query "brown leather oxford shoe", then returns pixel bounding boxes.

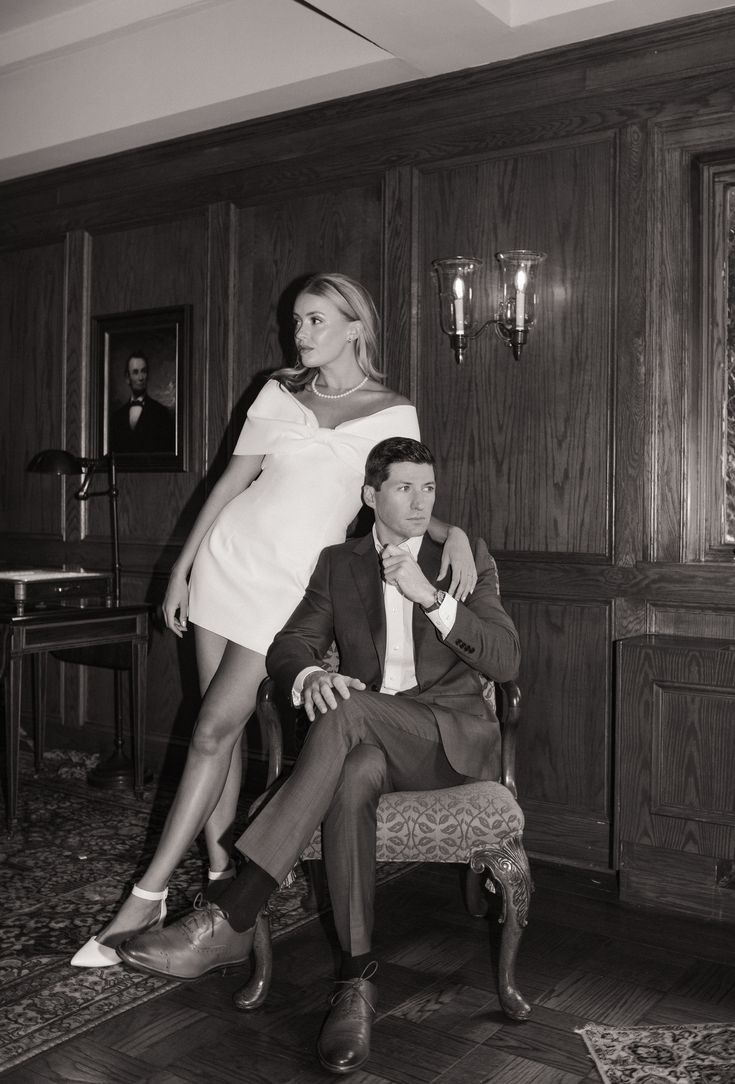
[317,963,379,1074]
[117,900,256,981]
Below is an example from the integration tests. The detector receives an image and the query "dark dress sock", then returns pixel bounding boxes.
[339,951,376,980]
[215,860,278,932]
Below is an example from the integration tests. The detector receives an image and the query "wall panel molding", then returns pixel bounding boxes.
[416,136,615,553]
[0,240,66,543]
[649,112,735,564]
[205,201,237,473]
[63,229,90,544]
[382,166,414,402]
[506,596,612,867]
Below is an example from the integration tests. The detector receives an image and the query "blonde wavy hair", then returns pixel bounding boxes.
[273,272,384,392]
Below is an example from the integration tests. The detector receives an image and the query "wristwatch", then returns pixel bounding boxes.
[422,589,446,613]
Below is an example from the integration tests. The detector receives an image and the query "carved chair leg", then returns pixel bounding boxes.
[302,858,328,912]
[463,868,489,918]
[471,833,533,1021]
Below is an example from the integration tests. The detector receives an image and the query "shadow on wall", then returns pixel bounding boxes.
[146,273,322,784]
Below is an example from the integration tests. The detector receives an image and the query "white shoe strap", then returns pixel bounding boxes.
[208,865,236,882]
[132,883,169,901]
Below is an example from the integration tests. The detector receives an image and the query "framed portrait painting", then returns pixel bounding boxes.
[91,306,191,472]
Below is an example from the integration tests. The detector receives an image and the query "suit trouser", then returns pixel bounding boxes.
[235,689,466,954]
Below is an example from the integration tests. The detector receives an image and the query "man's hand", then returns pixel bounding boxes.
[380,544,436,607]
[302,669,366,722]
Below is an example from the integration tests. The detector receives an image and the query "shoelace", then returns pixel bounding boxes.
[181,895,222,940]
[330,961,378,1014]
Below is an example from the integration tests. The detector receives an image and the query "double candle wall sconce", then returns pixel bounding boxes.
[432,250,546,364]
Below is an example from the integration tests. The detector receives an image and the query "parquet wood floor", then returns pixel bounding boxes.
[6,861,735,1083]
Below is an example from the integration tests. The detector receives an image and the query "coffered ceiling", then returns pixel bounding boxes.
[1,0,734,181]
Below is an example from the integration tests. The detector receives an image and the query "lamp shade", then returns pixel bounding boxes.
[27,448,82,475]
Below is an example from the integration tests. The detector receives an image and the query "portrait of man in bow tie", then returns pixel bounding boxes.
[109,352,176,455]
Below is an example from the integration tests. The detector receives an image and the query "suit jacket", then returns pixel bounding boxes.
[266,534,520,780]
[109,396,175,454]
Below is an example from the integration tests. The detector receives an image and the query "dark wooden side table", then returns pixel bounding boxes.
[0,604,150,831]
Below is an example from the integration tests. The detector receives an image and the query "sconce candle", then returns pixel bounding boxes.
[453,276,466,334]
[514,268,527,330]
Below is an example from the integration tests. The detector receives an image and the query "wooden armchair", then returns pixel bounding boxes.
[254,669,533,1021]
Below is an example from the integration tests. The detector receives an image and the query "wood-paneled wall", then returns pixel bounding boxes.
[4,10,735,871]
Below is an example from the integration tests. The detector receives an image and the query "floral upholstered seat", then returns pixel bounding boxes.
[302,779,523,863]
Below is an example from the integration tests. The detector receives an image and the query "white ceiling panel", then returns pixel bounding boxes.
[0,0,734,181]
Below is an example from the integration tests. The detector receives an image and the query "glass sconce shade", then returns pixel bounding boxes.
[495,250,546,334]
[432,256,484,336]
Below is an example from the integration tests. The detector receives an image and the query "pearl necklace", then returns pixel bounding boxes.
[309,373,368,399]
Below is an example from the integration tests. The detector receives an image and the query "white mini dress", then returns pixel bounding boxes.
[188,379,420,653]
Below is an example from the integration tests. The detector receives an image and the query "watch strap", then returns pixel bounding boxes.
[422,589,446,613]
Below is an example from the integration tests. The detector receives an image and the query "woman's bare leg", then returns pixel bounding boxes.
[203,735,243,872]
[195,628,244,873]
[195,626,229,694]
[97,639,266,944]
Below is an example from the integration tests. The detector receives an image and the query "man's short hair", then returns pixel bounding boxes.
[364,437,436,490]
[125,352,149,376]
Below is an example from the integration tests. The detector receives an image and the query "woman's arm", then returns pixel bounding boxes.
[427,515,478,601]
[163,453,263,636]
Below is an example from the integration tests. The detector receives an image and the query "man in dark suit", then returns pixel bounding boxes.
[109,352,175,454]
[118,437,520,1074]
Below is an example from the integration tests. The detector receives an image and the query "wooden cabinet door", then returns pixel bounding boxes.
[616,635,735,923]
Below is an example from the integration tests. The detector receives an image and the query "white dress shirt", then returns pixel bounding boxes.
[292,528,457,704]
[128,398,144,429]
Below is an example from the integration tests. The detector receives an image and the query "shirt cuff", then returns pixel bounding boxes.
[425,593,457,639]
[292,666,326,706]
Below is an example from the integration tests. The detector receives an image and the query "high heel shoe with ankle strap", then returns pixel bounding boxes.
[70,884,168,968]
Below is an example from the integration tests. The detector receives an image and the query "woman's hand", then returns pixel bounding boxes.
[439,526,477,601]
[162,569,190,637]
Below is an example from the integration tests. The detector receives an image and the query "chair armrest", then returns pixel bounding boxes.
[256,677,283,788]
[496,679,522,799]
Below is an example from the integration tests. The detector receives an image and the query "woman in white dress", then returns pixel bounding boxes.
[72,273,477,965]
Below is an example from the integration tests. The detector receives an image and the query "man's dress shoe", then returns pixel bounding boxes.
[317,964,379,1074]
[117,900,256,981]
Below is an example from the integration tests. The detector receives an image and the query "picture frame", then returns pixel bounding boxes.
[91,306,191,472]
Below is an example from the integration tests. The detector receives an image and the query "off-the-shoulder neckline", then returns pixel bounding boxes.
[277,382,415,431]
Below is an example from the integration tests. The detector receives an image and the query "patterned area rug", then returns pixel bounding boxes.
[0,749,405,1074]
[578,1022,735,1083]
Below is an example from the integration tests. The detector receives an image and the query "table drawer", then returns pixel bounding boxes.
[20,616,142,649]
